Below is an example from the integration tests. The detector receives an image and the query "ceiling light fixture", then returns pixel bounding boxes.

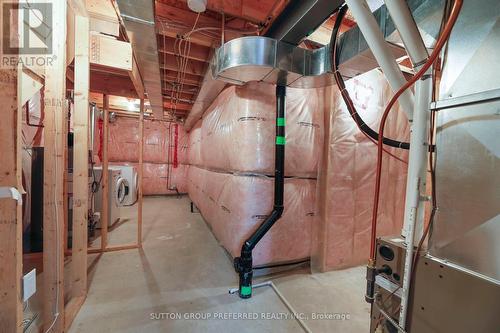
[187,0,207,13]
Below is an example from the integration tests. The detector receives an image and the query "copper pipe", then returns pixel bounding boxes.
[369,0,463,260]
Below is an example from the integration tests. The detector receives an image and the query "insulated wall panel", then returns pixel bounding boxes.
[314,70,410,271]
[189,82,324,177]
[103,117,188,164]
[188,166,315,266]
[97,117,188,196]
[132,162,188,196]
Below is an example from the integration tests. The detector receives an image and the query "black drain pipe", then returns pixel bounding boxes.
[234,85,286,299]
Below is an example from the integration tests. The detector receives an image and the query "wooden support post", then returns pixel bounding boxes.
[138,99,144,246]
[43,1,67,331]
[71,14,90,298]
[101,95,109,250]
[0,67,23,333]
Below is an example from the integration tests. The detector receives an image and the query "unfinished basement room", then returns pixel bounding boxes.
[1,0,499,332]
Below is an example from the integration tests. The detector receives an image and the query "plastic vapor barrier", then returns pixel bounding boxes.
[313,70,410,271]
[97,117,188,195]
[190,82,324,177]
[188,166,315,266]
[106,117,188,164]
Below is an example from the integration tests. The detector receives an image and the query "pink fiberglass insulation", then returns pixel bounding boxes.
[98,117,188,195]
[187,120,203,167]
[192,82,323,177]
[313,70,410,271]
[188,166,315,266]
[105,117,188,164]
[130,162,188,196]
[106,117,140,162]
[177,124,189,165]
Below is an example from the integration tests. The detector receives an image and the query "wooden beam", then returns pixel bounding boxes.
[160,56,207,77]
[71,14,90,299]
[163,70,202,87]
[138,100,144,246]
[43,1,67,331]
[129,56,145,99]
[87,244,139,254]
[100,95,109,250]
[163,100,192,111]
[89,71,139,99]
[179,0,265,24]
[86,0,120,36]
[158,37,211,62]
[162,91,196,101]
[0,67,22,333]
[157,28,217,48]
[64,295,86,331]
[90,34,132,71]
[156,2,220,27]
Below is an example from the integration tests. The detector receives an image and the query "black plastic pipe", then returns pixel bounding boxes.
[233,85,286,299]
[331,4,410,150]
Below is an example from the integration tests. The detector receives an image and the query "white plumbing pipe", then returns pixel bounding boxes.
[398,69,432,330]
[345,0,415,120]
[384,0,429,243]
[384,1,429,65]
[384,0,432,329]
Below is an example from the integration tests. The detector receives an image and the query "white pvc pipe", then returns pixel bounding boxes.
[345,0,415,120]
[398,70,432,330]
[384,0,429,244]
[384,1,432,329]
[384,1,429,65]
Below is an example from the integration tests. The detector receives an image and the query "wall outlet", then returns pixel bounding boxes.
[23,269,36,302]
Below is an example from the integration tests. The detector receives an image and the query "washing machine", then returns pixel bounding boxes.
[111,165,138,206]
[93,166,123,227]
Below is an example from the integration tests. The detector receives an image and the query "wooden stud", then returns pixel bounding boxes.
[101,95,109,250]
[0,67,23,333]
[43,1,67,331]
[138,99,144,246]
[160,58,206,77]
[158,37,210,63]
[129,56,145,99]
[71,14,90,299]
[63,295,86,331]
[89,71,139,99]
[163,100,193,111]
[89,244,139,254]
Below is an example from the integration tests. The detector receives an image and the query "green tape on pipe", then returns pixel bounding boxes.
[241,286,252,296]
[276,136,286,145]
[277,117,285,126]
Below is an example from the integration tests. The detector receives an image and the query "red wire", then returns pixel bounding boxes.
[369,0,463,260]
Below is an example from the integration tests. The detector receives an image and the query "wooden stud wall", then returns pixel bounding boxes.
[101,94,110,250]
[0,67,23,333]
[70,14,90,299]
[42,0,67,331]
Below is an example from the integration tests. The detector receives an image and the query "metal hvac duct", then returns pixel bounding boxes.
[429,0,500,284]
[184,0,444,130]
[115,0,164,118]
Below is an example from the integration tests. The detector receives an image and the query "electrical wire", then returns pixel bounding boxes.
[330,5,411,151]
[44,96,64,333]
[369,0,463,261]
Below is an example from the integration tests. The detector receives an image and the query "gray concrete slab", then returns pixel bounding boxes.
[70,196,370,333]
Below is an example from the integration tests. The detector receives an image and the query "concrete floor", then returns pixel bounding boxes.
[70,196,370,333]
